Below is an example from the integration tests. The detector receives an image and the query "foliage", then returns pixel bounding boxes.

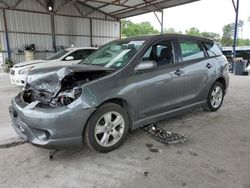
[163,28,182,34]
[201,32,221,42]
[121,20,250,47]
[237,38,250,46]
[121,19,159,37]
[185,27,201,37]
[185,27,221,42]
[2,58,13,73]
[221,23,234,46]
[220,21,250,46]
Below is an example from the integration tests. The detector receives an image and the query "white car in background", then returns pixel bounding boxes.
[9,47,97,86]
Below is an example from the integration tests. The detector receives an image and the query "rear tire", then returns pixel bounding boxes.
[203,81,224,112]
[84,103,129,152]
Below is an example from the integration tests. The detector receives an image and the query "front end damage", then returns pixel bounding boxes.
[9,65,113,149]
[23,65,112,108]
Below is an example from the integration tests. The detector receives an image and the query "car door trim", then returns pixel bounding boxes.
[132,100,206,129]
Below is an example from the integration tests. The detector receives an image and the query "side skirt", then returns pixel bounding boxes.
[132,100,206,130]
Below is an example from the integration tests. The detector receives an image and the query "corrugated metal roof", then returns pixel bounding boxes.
[0,0,200,20]
[77,0,200,19]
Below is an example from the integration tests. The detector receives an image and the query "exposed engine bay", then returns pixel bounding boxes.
[22,65,113,108]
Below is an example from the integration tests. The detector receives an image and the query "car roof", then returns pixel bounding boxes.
[66,47,98,51]
[119,34,214,43]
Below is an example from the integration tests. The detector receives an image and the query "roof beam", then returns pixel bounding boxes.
[110,0,158,15]
[34,0,49,12]
[77,0,118,20]
[84,3,110,16]
[73,1,84,16]
[231,0,237,12]
[143,0,161,11]
[113,0,199,18]
[85,0,152,12]
[12,0,23,9]
[54,0,77,13]
[74,1,101,17]
[0,0,10,8]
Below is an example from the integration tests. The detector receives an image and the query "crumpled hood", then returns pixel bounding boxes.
[13,59,45,68]
[26,64,113,95]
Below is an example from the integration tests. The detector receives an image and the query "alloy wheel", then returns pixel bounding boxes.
[94,111,125,147]
[210,86,223,108]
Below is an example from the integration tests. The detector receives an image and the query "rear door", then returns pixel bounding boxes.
[132,38,186,120]
[177,39,216,105]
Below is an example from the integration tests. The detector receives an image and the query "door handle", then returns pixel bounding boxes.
[174,69,184,76]
[206,63,212,69]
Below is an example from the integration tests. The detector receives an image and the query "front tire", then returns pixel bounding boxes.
[203,81,224,112]
[84,103,129,152]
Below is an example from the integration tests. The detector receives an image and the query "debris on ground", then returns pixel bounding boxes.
[144,171,149,177]
[0,138,25,149]
[145,143,153,148]
[142,123,187,144]
[149,148,160,153]
[49,149,59,160]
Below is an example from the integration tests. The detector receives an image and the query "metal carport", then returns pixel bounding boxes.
[0,0,200,64]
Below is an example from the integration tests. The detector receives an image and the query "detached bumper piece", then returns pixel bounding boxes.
[143,124,187,144]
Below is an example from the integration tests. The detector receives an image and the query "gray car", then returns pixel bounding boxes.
[9,34,229,152]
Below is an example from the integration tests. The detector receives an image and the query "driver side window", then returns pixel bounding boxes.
[142,40,175,67]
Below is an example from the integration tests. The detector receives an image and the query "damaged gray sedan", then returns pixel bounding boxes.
[9,34,229,152]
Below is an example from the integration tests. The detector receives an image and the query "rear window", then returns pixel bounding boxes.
[204,42,222,57]
[179,40,205,61]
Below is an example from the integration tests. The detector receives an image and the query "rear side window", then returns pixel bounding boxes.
[204,42,222,57]
[179,40,205,61]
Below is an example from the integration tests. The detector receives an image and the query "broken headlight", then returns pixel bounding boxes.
[54,87,82,106]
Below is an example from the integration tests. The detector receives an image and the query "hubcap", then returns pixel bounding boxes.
[210,86,223,108]
[94,111,125,147]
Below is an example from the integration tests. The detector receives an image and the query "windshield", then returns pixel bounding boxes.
[44,50,69,60]
[79,40,145,68]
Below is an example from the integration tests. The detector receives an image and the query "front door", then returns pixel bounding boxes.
[132,39,185,121]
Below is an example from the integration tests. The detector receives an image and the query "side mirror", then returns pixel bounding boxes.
[135,60,156,71]
[65,56,74,61]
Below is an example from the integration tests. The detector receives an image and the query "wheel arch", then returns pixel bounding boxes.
[215,77,226,91]
[99,98,134,130]
[82,97,135,137]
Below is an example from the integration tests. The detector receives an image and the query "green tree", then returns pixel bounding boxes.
[121,19,159,37]
[163,27,182,34]
[221,24,234,46]
[185,27,201,36]
[201,32,221,42]
[237,38,250,46]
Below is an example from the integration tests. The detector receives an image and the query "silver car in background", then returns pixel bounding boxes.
[9,34,229,152]
[9,47,97,86]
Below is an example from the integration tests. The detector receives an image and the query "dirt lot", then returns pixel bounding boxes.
[0,73,250,188]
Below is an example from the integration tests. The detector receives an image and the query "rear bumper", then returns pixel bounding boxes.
[9,93,95,149]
